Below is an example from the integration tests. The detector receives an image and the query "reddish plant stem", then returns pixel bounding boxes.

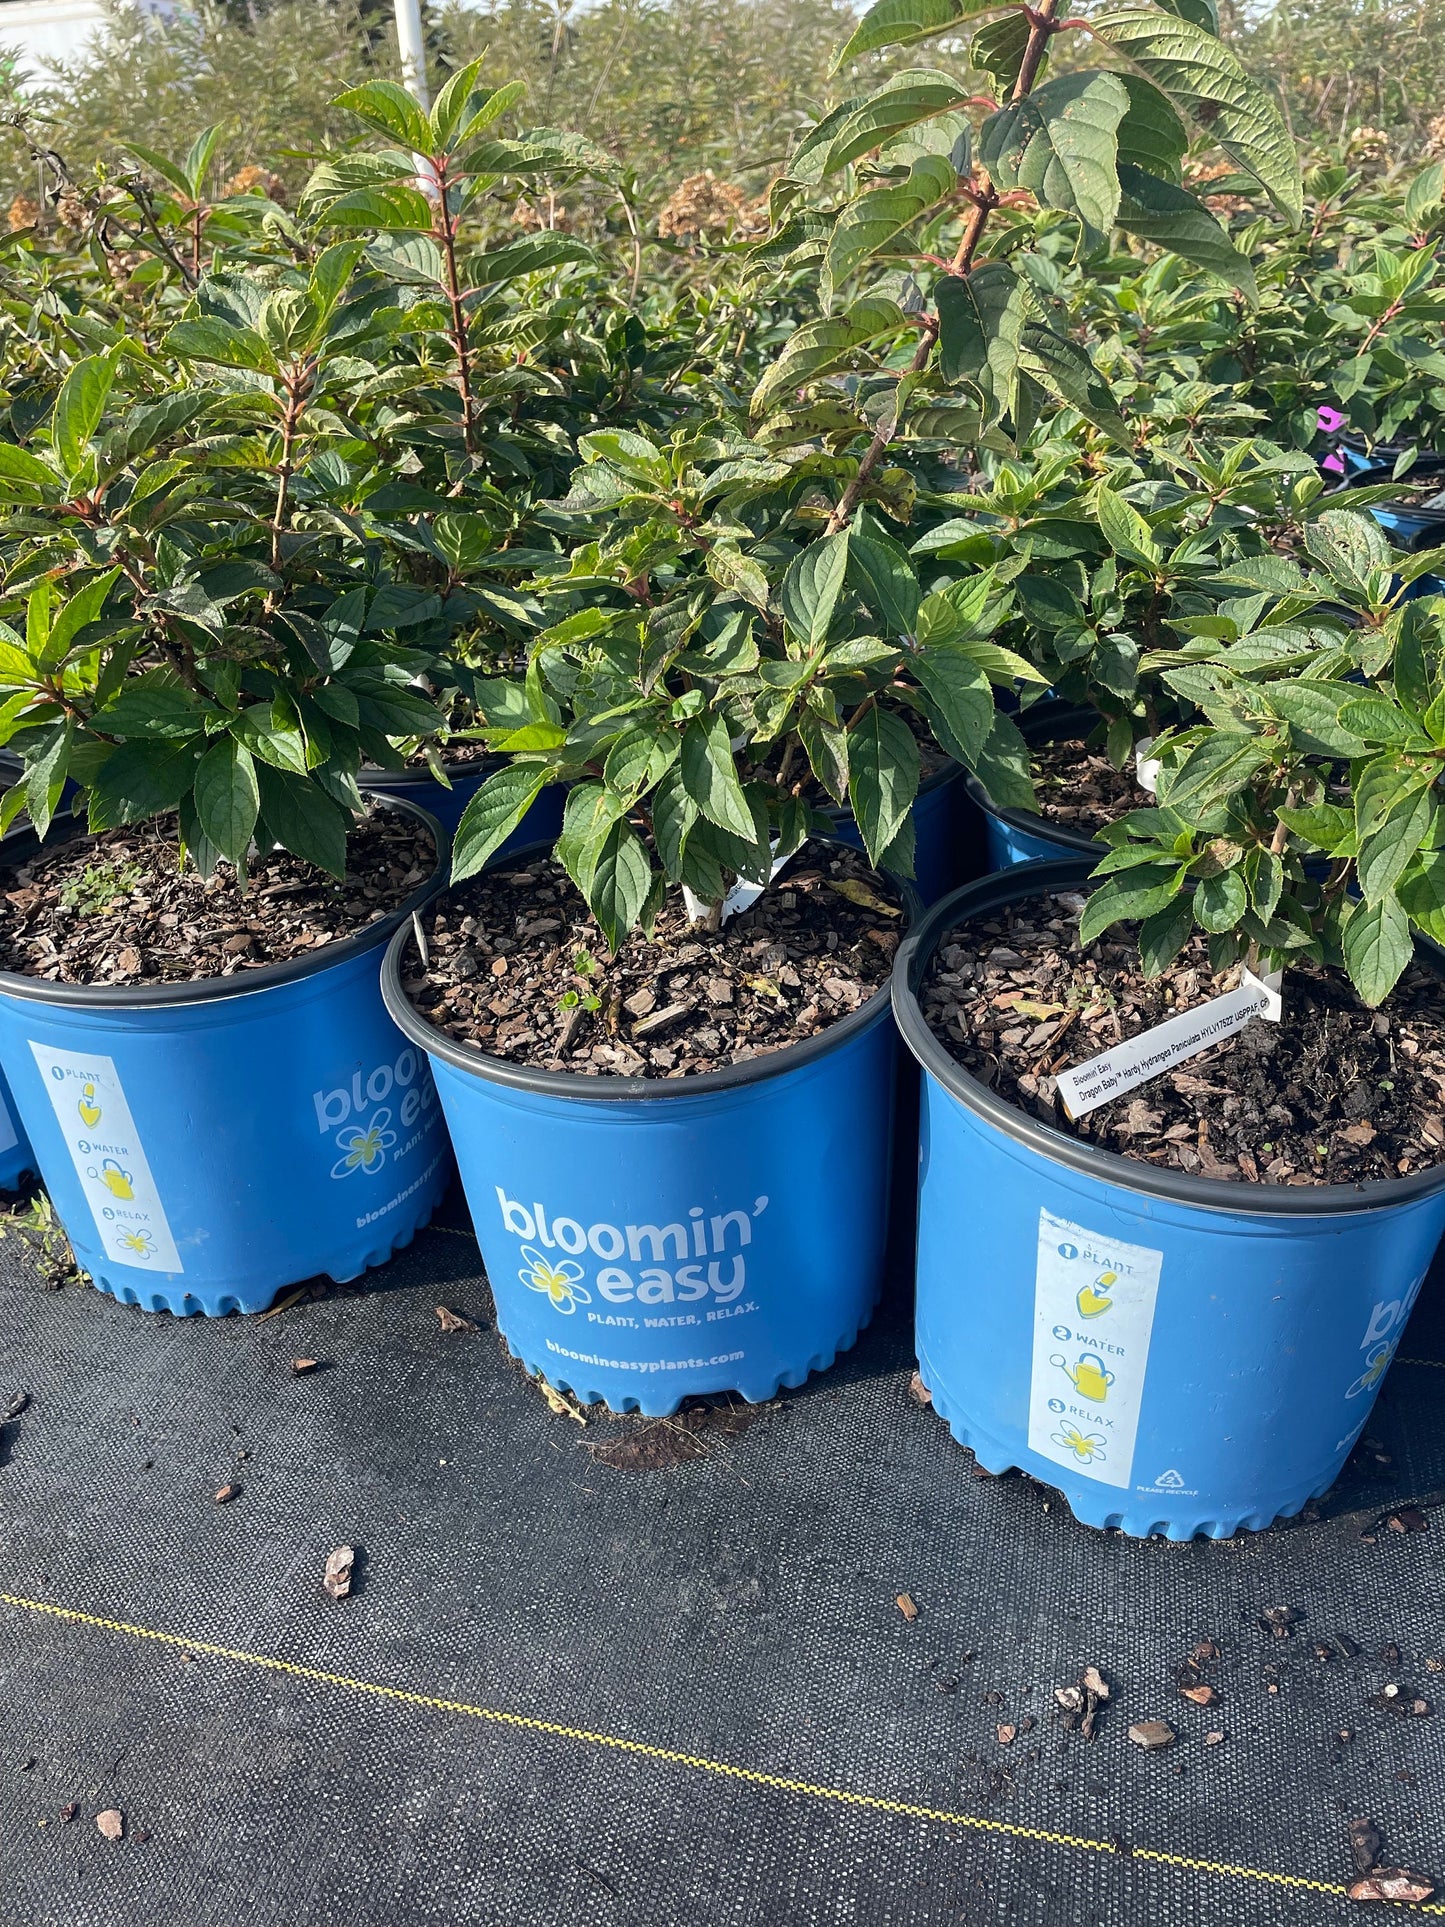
[431,155,479,458]
[822,0,1061,538]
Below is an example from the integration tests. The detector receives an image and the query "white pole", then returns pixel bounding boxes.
[395,0,430,109]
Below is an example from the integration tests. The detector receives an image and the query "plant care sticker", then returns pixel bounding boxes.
[1028,1210,1163,1489]
[28,1044,183,1272]
[1056,969,1282,1121]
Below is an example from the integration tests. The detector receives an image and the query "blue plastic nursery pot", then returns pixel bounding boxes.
[358,759,567,846]
[891,858,1445,1539]
[962,705,1103,871]
[0,802,455,1315]
[826,759,977,905]
[382,841,908,1413]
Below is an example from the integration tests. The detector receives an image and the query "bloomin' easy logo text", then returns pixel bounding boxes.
[496,1189,769,1316]
[313,1048,437,1181]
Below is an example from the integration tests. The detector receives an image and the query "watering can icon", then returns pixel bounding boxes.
[99,1159,134,1201]
[1051,1350,1115,1404]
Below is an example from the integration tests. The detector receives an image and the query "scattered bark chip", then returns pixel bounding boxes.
[1349,1818,1383,1875]
[212,1483,238,1504]
[907,1371,933,1406]
[435,1306,478,1334]
[322,1546,355,1600]
[96,1809,123,1841]
[290,1358,320,1376]
[1386,1508,1429,1534]
[1128,1721,1176,1751]
[58,1803,77,1823]
[1348,1869,1436,1904]
[896,1593,919,1621]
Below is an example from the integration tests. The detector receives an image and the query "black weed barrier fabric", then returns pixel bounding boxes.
[2,1186,1445,1927]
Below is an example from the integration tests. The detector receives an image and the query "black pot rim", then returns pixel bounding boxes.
[891,856,1445,1218]
[382,836,917,1104]
[0,795,449,1009]
[961,702,1104,856]
[358,757,491,790]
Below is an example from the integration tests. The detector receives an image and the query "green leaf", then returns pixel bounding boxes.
[1095,485,1162,567]
[1342,893,1412,1006]
[256,765,349,878]
[0,442,60,492]
[817,71,968,176]
[1158,732,1270,812]
[912,644,994,766]
[822,155,955,306]
[87,738,199,829]
[973,710,1036,810]
[1079,863,1185,942]
[1192,867,1247,931]
[193,735,260,866]
[970,10,1030,92]
[334,80,433,153]
[799,707,850,805]
[1090,9,1302,222]
[94,668,210,740]
[39,567,120,670]
[751,299,906,419]
[846,706,919,865]
[25,721,71,839]
[780,534,849,646]
[474,233,594,284]
[232,700,310,777]
[980,73,1129,232]
[584,818,653,953]
[832,0,998,67]
[1019,323,1129,444]
[934,258,1028,404]
[53,355,114,477]
[1356,787,1434,907]
[1138,892,1195,976]
[846,519,921,634]
[453,763,549,881]
[165,318,279,376]
[1399,850,1445,943]
[681,711,755,839]
[1115,163,1257,299]
[1114,74,1189,182]
[1405,162,1445,230]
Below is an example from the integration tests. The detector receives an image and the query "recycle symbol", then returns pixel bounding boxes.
[1153,1468,1186,1490]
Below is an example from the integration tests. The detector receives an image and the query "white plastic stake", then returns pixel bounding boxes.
[1056,967,1282,1121]
[395,0,430,108]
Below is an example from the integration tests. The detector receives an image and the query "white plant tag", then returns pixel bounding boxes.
[1056,967,1283,1121]
[683,839,788,927]
[1134,735,1161,796]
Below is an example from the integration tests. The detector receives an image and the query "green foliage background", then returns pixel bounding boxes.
[2,0,1435,219]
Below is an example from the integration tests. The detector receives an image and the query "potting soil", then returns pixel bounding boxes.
[3,1183,1445,1927]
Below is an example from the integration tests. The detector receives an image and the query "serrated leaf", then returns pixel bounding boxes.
[1356,788,1434,907]
[1342,893,1412,1006]
[53,355,114,477]
[846,705,919,865]
[1095,484,1162,566]
[1019,322,1129,444]
[1115,162,1257,298]
[452,764,549,880]
[1114,73,1188,182]
[751,298,906,419]
[1090,9,1302,222]
[819,71,968,176]
[823,155,956,307]
[935,258,1028,406]
[832,0,998,67]
[681,711,755,839]
[780,534,849,646]
[1078,863,1185,942]
[193,735,260,866]
[912,644,993,766]
[584,817,653,953]
[980,73,1129,232]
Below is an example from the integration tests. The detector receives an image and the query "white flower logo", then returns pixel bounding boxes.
[519,1246,590,1313]
[331,1107,397,1180]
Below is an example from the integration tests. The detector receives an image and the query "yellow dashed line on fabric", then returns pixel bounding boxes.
[6,1589,1411,1911]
